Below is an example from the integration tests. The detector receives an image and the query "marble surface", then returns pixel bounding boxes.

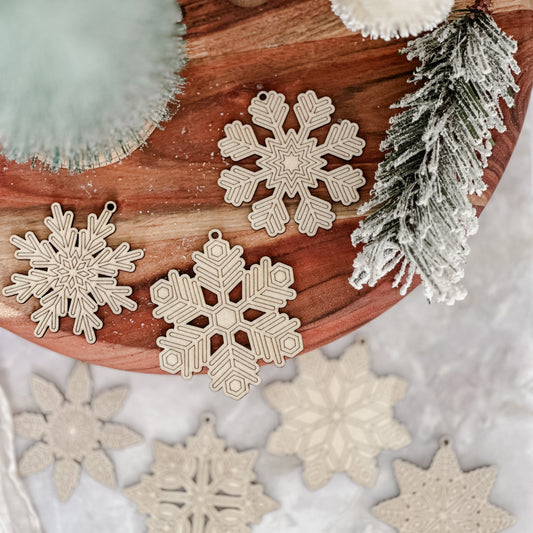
[0,104,531,532]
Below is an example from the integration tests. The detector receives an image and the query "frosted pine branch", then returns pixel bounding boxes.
[350,10,520,304]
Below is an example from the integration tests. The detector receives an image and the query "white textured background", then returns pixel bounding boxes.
[0,105,531,533]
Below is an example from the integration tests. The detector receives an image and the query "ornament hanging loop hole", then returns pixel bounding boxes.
[258,92,268,101]
[201,413,214,425]
[440,436,452,447]
[105,201,117,213]
[209,229,222,240]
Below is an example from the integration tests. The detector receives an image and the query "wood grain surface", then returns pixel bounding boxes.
[0,0,531,373]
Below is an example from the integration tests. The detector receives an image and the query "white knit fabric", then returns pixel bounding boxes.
[0,386,42,533]
[330,0,454,40]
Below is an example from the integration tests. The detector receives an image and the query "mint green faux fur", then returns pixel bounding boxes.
[0,0,187,173]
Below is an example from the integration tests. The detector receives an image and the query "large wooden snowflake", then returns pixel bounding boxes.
[3,201,144,343]
[14,362,142,501]
[373,438,515,533]
[124,414,278,532]
[218,90,366,237]
[150,229,302,400]
[264,341,411,490]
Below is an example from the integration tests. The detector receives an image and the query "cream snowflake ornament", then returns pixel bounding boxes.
[150,229,302,400]
[14,362,142,502]
[3,201,144,343]
[264,340,410,490]
[218,90,366,237]
[124,413,278,532]
[373,437,515,533]
[330,0,454,41]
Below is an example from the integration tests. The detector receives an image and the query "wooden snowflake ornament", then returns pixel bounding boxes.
[218,90,366,237]
[14,362,141,502]
[373,437,515,533]
[3,201,144,343]
[264,340,411,490]
[124,413,278,532]
[151,229,302,399]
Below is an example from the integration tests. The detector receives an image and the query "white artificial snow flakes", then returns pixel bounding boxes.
[264,341,411,490]
[218,90,366,237]
[124,413,278,533]
[330,0,453,40]
[373,438,515,533]
[151,229,302,400]
[14,362,141,502]
[3,201,144,343]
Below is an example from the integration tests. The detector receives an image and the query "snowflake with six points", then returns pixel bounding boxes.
[150,229,302,400]
[218,90,366,237]
[3,201,144,343]
[264,341,411,490]
[124,414,278,533]
[14,362,142,501]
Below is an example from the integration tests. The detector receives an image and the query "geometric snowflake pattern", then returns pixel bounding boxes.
[264,340,411,490]
[218,90,366,237]
[124,413,278,533]
[3,201,144,343]
[14,362,142,501]
[150,229,302,400]
[373,437,515,533]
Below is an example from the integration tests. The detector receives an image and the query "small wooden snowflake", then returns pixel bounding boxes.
[218,90,366,237]
[264,340,411,490]
[124,413,278,532]
[14,362,142,501]
[150,229,302,400]
[373,437,515,533]
[3,201,144,343]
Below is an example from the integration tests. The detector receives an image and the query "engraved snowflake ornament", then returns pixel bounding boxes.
[14,362,142,502]
[3,201,144,343]
[264,340,411,490]
[373,438,515,533]
[218,90,366,236]
[124,413,278,532]
[151,229,302,400]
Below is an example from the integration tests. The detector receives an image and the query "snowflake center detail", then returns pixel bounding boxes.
[213,304,239,330]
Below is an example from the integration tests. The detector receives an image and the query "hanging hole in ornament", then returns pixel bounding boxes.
[202,413,213,425]
[105,201,117,213]
[258,92,268,101]
[441,436,451,447]
[209,229,221,240]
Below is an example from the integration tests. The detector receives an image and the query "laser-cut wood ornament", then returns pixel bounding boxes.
[14,362,142,502]
[150,229,302,400]
[124,413,278,533]
[372,437,515,533]
[264,340,411,490]
[2,201,144,344]
[218,90,366,237]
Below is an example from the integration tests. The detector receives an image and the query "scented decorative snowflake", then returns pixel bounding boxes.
[373,438,515,533]
[150,229,302,400]
[14,362,142,502]
[124,414,278,532]
[218,90,366,237]
[3,201,144,343]
[264,341,411,490]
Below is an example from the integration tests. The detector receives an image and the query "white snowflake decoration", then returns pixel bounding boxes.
[330,0,453,41]
[373,438,515,533]
[151,229,302,400]
[264,341,411,490]
[14,362,142,502]
[3,201,144,343]
[218,90,366,237]
[124,413,278,532]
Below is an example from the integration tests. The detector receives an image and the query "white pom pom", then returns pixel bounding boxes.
[330,0,454,40]
[0,0,187,172]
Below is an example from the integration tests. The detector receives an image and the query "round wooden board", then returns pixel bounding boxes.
[0,0,531,373]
